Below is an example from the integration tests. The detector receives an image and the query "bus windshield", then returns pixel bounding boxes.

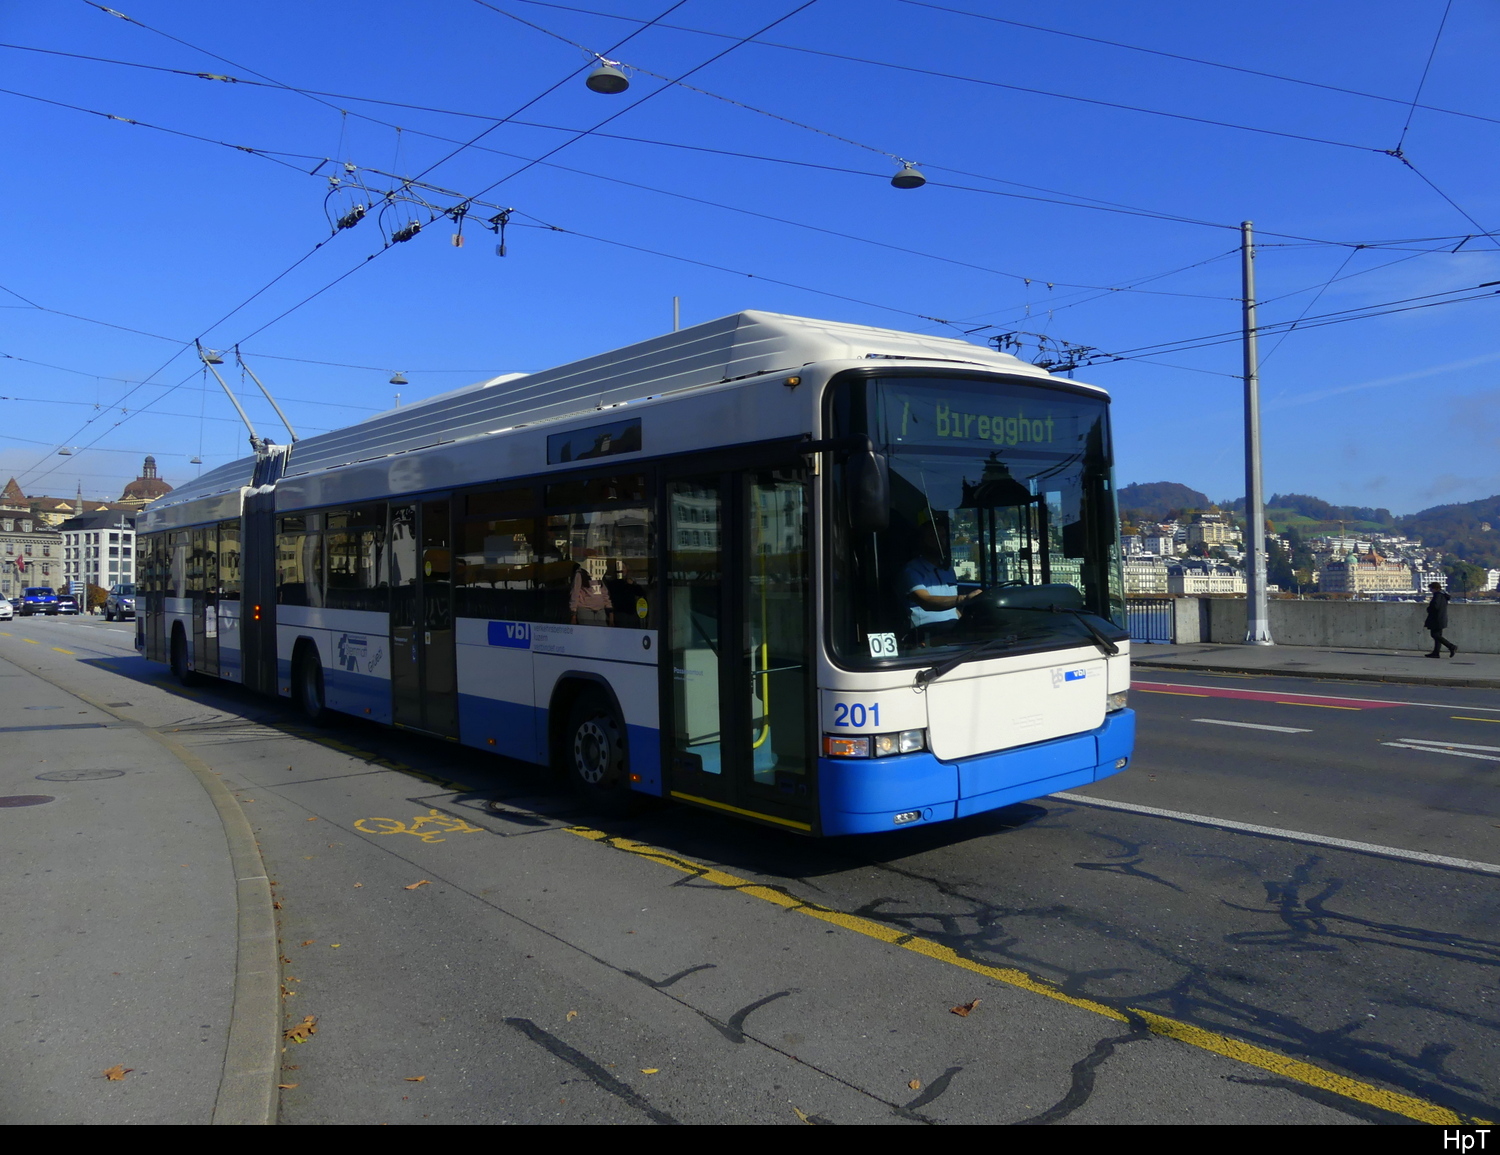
[828,372,1125,669]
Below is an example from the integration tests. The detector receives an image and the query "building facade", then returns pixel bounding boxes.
[59,510,137,595]
[1319,551,1416,595]
[1187,513,1238,547]
[1167,563,1246,595]
[0,512,64,600]
[1123,554,1169,595]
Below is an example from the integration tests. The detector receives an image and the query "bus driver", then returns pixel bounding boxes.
[903,521,979,638]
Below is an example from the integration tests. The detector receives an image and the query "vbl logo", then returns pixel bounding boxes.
[489,621,532,649]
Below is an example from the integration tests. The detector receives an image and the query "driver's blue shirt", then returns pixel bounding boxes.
[903,557,960,627]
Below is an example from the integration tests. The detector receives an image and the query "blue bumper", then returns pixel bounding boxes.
[818,709,1135,836]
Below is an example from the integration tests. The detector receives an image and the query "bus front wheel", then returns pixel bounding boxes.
[564,692,631,810]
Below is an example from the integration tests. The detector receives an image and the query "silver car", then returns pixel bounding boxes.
[104,583,136,621]
[0,597,12,622]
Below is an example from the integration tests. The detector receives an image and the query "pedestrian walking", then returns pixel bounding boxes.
[1424,582,1457,658]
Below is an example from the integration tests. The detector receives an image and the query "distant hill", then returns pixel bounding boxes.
[1118,481,1211,522]
[1220,493,1395,532]
[1401,495,1500,569]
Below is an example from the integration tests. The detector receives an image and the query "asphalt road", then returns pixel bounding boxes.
[3,614,1497,1126]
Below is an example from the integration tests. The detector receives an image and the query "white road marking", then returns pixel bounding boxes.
[1192,718,1312,734]
[1051,792,1500,876]
[1134,678,1500,713]
[1395,738,1500,753]
[1382,742,1500,763]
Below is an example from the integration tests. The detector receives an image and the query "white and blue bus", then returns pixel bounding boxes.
[138,311,1133,835]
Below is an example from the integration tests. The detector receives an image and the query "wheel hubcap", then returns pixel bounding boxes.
[573,719,611,785]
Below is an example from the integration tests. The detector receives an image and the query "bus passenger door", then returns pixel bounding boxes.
[388,501,458,738]
[663,465,815,832]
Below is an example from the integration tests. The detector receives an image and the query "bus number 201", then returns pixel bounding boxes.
[833,702,880,728]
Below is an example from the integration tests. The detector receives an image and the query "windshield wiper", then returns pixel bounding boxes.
[915,634,1019,689]
[999,605,1122,657]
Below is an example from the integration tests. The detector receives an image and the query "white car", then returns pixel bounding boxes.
[0,597,13,621]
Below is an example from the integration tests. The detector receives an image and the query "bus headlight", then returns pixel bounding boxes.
[1107,691,1128,712]
[827,730,927,758]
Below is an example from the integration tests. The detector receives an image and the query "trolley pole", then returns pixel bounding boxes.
[1241,221,1273,645]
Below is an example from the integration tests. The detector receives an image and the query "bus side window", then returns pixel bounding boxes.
[454,513,537,621]
[541,507,654,628]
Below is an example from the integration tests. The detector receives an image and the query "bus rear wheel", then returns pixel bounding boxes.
[564,692,631,811]
[295,649,329,726]
[169,627,199,686]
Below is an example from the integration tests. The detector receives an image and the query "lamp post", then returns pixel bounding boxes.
[1242,221,1273,644]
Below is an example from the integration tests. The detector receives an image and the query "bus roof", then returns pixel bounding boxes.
[279,310,1070,479]
[146,311,1099,517]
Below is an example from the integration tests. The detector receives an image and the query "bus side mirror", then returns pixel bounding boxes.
[847,450,890,533]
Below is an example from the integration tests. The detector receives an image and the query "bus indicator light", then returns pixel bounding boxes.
[824,735,870,758]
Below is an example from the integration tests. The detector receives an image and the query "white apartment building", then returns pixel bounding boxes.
[1167,563,1246,595]
[59,510,137,594]
[1123,553,1169,595]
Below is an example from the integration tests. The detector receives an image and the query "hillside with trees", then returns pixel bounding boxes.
[1401,495,1500,569]
[1118,481,1212,522]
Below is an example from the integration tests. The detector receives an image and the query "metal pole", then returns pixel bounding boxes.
[235,347,299,442]
[1241,221,1273,644]
[198,343,263,453]
[673,296,680,332]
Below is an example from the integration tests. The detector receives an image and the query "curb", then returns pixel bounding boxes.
[147,728,280,1126]
[1132,658,1500,691]
[11,660,280,1125]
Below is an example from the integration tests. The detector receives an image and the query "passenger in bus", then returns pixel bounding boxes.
[570,564,612,625]
[903,521,979,638]
[602,560,647,627]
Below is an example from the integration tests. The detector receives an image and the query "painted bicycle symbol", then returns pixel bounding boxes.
[354,809,484,843]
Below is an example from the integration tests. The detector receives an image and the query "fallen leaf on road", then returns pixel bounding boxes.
[272,900,283,910]
[949,999,980,1017]
[306,817,318,822]
[640,1068,659,1075]
[102,1065,133,1081]
[330,944,341,948]
[405,1076,426,1082]
[908,1079,922,1090]
[404,880,431,890]
[793,1107,812,1124]
[277,1083,298,1089]
[301,940,316,947]
[353,883,363,888]
[566,1010,578,1022]
[284,1016,318,1043]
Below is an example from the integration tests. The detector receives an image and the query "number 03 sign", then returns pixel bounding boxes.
[867,632,898,658]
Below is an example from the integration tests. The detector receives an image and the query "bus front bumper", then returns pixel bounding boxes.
[818,709,1134,836]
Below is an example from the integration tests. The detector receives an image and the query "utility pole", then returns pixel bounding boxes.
[1242,221,1273,644]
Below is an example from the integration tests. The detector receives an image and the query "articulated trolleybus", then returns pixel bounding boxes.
[138,312,1133,835]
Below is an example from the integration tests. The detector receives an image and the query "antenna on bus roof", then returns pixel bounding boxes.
[197,341,267,454]
[234,347,300,443]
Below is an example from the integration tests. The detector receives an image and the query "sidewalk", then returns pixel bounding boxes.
[0,648,272,1125]
[1131,641,1500,689]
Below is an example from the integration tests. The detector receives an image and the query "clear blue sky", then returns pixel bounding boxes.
[3,0,1497,513]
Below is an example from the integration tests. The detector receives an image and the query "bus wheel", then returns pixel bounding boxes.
[295,649,329,726]
[564,692,631,810]
[169,627,199,686]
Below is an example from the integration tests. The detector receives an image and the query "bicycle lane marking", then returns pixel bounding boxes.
[563,826,1490,1126]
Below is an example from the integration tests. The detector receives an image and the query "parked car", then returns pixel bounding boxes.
[55,593,80,615]
[104,583,136,621]
[19,586,59,616]
[0,597,13,621]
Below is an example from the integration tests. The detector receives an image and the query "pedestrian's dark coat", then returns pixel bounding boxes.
[1424,589,1450,629]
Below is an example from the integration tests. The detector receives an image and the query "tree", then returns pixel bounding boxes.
[1444,560,1487,595]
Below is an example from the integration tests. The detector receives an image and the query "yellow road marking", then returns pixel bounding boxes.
[51,646,76,655]
[23,638,39,645]
[565,826,1487,1126]
[669,791,813,831]
[1453,716,1500,724]
[1277,701,1360,710]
